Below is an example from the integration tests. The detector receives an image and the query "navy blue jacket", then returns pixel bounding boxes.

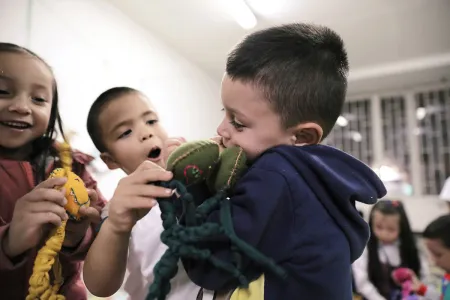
[183,145,386,299]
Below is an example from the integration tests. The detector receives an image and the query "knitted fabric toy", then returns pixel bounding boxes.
[392,268,419,300]
[27,142,90,300]
[147,140,286,300]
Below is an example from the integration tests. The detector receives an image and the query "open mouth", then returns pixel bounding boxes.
[147,146,162,161]
[70,188,80,205]
[0,120,32,130]
[70,188,90,206]
[67,188,90,220]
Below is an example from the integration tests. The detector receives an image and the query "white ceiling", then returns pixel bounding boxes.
[107,0,450,95]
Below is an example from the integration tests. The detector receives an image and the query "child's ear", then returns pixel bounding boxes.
[100,152,120,170]
[289,122,323,146]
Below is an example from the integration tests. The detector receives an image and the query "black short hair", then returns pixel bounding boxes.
[423,215,450,248]
[87,87,138,152]
[226,23,348,139]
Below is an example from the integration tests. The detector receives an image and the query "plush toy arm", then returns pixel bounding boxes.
[181,167,288,291]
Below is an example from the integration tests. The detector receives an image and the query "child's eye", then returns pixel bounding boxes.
[118,129,132,139]
[147,120,158,125]
[0,89,10,95]
[32,97,46,103]
[230,119,245,131]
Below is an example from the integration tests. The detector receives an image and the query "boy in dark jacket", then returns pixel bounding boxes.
[182,23,387,300]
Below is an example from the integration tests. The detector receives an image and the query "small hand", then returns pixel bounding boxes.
[408,272,423,292]
[164,137,186,163]
[210,136,225,152]
[107,161,174,235]
[3,177,68,258]
[63,189,101,248]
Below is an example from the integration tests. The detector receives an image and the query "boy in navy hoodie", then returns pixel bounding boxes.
[182,23,387,300]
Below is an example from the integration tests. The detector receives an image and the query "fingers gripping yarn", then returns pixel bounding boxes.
[58,142,72,176]
[27,142,74,300]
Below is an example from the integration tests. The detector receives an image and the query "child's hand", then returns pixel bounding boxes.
[164,137,186,163]
[107,161,174,234]
[3,177,69,258]
[63,189,101,248]
[408,272,423,293]
[210,136,225,152]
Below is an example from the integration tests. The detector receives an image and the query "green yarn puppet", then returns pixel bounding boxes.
[147,140,286,300]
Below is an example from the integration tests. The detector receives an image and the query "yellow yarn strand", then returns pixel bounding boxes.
[27,142,72,300]
[27,221,66,300]
[58,142,72,177]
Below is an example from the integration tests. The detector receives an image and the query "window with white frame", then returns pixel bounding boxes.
[324,99,373,166]
[325,84,450,196]
[415,88,450,195]
[381,96,411,183]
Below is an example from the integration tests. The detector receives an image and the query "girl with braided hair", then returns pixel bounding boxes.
[0,43,105,300]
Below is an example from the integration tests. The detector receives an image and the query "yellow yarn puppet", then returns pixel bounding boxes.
[26,142,90,300]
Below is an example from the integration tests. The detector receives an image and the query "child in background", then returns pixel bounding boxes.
[83,87,205,299]
[178,23,386,299]
[406,215,450,300]
[353,200,430,300]
[0,43,105,299]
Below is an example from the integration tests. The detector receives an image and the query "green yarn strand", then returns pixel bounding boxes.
[146,180,285,300]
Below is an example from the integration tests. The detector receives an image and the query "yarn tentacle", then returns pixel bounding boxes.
[27,142,74,300]
[146,180,286,300]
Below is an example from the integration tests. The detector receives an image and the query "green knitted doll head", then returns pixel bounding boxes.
[166,139,247,193]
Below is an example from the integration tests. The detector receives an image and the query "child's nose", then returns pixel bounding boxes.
[140,123,155,141]
[141,133,153,141]
[8,96,31,115]
[141,128,154,141]
[217,120,230,139]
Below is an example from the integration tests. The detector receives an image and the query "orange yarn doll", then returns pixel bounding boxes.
[26,142,91,300]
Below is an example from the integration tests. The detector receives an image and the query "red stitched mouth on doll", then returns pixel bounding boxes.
[147,146,162,161]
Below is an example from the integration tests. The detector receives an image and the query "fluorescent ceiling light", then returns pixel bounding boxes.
[336,116,348,127]
[246,0,288,16]
[221,0,257,29]
[350,131,362,142]
[416,107,427,120]
[375,165,402,182]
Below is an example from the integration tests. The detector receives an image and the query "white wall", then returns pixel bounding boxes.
[356,196,448,233]
[0,0,222,199]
